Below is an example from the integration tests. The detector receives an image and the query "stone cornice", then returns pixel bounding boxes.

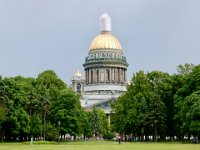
[83,59,128,68]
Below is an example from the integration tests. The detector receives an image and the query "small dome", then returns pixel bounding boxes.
[74,69,82,77]
[89,33,122,52]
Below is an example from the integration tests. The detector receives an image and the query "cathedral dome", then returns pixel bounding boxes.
[89,33,122,52]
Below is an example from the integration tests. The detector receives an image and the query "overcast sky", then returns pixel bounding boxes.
[0,0,200,84]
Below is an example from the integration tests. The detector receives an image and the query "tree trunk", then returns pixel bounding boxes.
[154,124,157,142]
[43,110,46,141]
[125,134,127,141]
[0,127,5,142]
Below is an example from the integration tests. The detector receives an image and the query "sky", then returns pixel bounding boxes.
[0,0,200,84]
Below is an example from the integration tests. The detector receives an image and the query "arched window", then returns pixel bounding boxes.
[96,70,99,83]
[76,83,81,93]
[106,69,110,82]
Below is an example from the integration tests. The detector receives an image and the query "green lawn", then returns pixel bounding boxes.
[0,141,200,150]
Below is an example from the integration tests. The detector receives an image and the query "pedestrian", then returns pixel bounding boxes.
[30,137,33,146]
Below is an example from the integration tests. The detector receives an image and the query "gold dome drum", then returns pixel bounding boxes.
[89,33,122,52]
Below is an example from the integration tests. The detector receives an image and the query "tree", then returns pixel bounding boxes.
[148,93,166,141]
[147,71,174,140]
[0,78,31,141]
[50,88,82,139]
[174,65,200,140]
[112,71,152,140]
[113,70,173,141]
[81,111,93,140]
[35,70,66,140]
[180,91,200,138]
[177,63,194,75]
[90,107,109,139]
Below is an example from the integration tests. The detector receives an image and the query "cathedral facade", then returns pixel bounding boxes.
[71,13,128,113]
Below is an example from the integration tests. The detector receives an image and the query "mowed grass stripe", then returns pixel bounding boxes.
[0,142,200,150]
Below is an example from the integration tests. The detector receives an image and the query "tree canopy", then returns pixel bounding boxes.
[1,63,200,142]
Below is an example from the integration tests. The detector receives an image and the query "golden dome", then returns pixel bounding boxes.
[89,33,122,51]
[74,69,82,77]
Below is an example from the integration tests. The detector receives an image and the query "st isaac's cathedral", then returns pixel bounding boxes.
[71,13,128,114]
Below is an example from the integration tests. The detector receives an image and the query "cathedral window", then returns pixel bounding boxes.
[91,70,94,83]
[96,70,99,83]
[106,69,110,82]
[76,83,81,93]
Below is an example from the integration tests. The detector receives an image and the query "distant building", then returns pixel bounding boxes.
[71,13,128,114]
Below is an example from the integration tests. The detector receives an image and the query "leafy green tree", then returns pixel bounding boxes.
[0,78,30,141]
[36,70,66,90]
[148,93,166,141]
[91,107,100,138]
[90,107,109,139]
[45,122,58,141]
[182,92,200,136]
[35,70,66,140]
[113,70,173,141]
[51,88,82,138]
[147,71,174,140]
[30,113,42,138]
[174,65,200,140]
[81,111,93,139]
[177,63,194,75]
[112,71,152,140]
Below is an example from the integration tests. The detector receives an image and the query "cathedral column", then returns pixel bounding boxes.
[85,69,87,84]
[99,68,101,83]
[124,69,127,82]
[109,67,112,83]
[122,68,124,83]
[121,68,123,83]
[89,69,91,84]
[91,69,94,84]
[116,69,118,83]
[112,68,115,83]
[95,68,97,83]
[104,68,106,83]
[93,68,96,83]
[105,68,107,83]
[120,68,123,83]
[112,68,114,83]
[118,68,121,83]
[100,68,104,83]
[96,68,100,83]
[111,68,114,82]
[87,69,89,84]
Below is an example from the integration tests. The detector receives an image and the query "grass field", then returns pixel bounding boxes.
[0,141,200,150]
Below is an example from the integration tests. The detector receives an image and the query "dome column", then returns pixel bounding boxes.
[89,69,91,84]
[125,69,126,82]
[85,69,87,84]
[122,68,125,83]
[118,68,121,84]
[109,68,112,83]
[92,68,95,84]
